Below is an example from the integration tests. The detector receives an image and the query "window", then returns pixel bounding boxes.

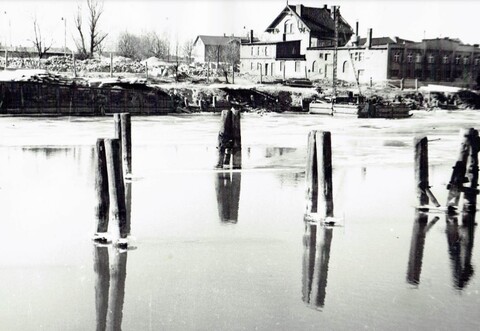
[251,47,253,56]
[358,52,363,61]
[415,54,422,63]
[464,56,470,65]
[280,61,284,72]
[295,61,300,72]
[427,54,435,64]
[319,53,324,59]
[257,47,259,56]
[325,54,329,61]
[407,53,413,63]
[250,62,253,70]
[475,58,480,66]
[354,52,358,61]
[393,54,401,63]
[265,47,268,56]
[455,56,461,65]
[284,20,293,34]
[443,55,449,64]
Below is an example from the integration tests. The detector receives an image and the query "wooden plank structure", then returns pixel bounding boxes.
[305,130,334,219]
[446,128,480,213]
[0,81,171,115]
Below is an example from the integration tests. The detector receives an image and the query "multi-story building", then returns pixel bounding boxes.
[240,4,353,79]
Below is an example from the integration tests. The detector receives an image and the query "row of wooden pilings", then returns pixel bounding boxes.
[94,113,132,247]
[305,128,480,222]
[93,108,242,246]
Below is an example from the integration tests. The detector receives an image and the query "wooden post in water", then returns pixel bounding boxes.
[414,136,429,207]
[231,108,242,169]
[95,138,110,234]
[306,131,334,218]
[216,109,233,168]
[113,113,121,139]
[104,139,128,243]
[464,129,479,213]
[120,113,132,177]
[447,129,473,212]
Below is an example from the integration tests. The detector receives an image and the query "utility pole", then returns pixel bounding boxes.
[61,17,67,57]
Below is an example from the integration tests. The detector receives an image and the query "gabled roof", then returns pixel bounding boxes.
[266,4,353,35]
[194,35,243,47]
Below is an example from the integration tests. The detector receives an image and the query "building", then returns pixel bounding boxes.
[240,4,353,79]
[0,46,72,58]
[192,35,245,66]
[307,29,480,87]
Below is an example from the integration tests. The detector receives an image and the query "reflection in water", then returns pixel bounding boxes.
[446,213,476,289]
[215,171,241,223]
[302,222,333,309]
[407,212,439,285]
[93,245,128,331]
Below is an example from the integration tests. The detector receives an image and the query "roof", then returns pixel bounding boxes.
[266,4,353,35]
[358,37,414,47]
[194,35,244,47]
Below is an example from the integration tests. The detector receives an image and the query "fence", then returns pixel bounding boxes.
[0,81,172,115]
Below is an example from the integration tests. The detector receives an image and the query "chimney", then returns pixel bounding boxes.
[331,5,336,20]
[367,28,373,49]
[249,30,254,43]
[355,21,359,36]
[295,4,302,16]
[323,4,327,10]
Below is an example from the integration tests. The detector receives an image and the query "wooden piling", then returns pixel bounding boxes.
[231,108,242,169]
[306,131,334,218]
[414,137,429,207]
[120,113,132,176]
[95,138,110,234]
[463,129,479,213]
[216,109,233,168]
[113,113,121,139]
[104,139,128,241]
[447,129,473,211]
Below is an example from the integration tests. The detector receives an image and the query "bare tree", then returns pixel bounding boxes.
[31,15,52,59]
[182,39,195,64]
[74,0,108,58]
[117,31,140,59]
[222,41,240,83]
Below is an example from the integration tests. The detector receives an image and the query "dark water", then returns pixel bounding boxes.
[0,112,479,330]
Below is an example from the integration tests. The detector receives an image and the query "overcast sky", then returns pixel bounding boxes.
[1,0,480,51]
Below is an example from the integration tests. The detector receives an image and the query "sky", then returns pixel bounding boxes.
[1,0,480,51]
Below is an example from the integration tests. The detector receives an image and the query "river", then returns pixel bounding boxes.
[0,110,479,330]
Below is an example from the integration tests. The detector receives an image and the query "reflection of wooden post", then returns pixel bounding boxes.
[95,138,110,234]
[447,129,472,211]
[106,250,128,331]
[232,109,242,169]
[302,222,333,309]
[306,131,334,218]
[215,172,241,223]
[406,211,428,285]
[120,113,132,176]
[464,129,479,213]
[446,213,476,289]
[94,245,110,331]
[104,139,127,241]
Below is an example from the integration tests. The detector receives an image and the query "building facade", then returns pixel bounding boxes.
[192,35,244,65]
[240,3,352,79]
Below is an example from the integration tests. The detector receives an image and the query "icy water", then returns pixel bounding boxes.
[0,111,479,330]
